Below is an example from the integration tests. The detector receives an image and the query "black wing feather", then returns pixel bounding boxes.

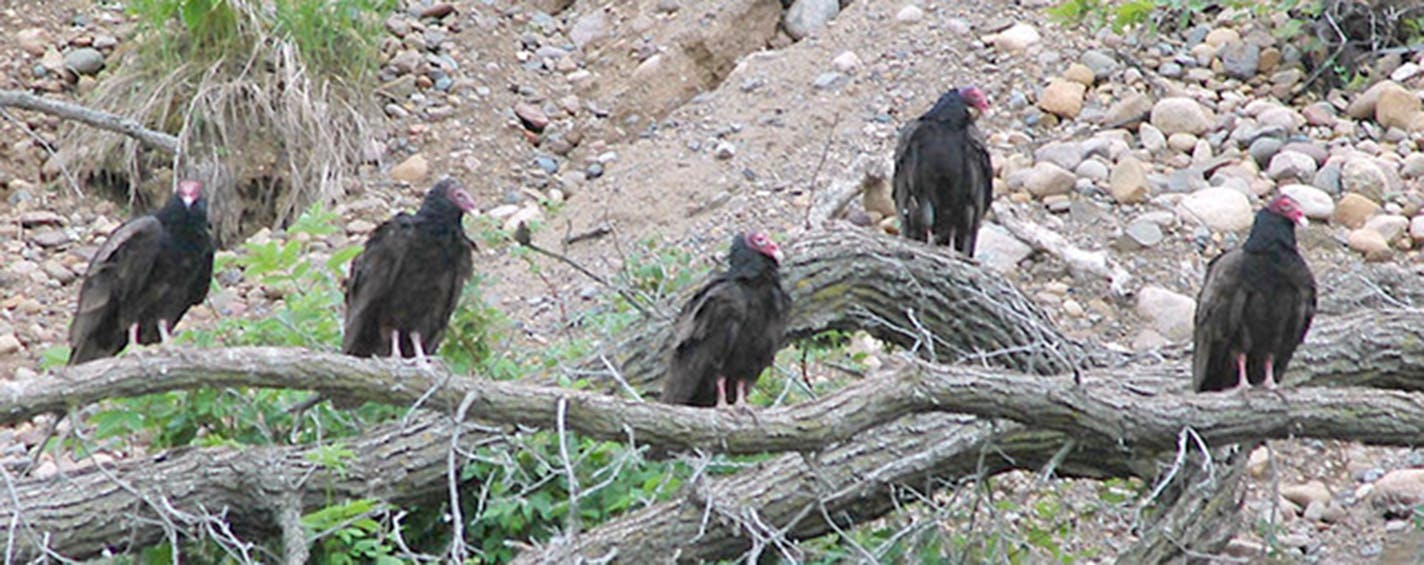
[343,214,416,356]
[1191,251,1247,392]
[342,211,475,358]
[69,217,165,364]
[892,119,993,255]
[1192,247,1316,392]
[663,278,746,407]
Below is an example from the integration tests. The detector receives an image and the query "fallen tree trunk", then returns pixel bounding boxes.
[2,229,1420,561]
[5,325,1424,454]
[2,306,1422,560]
[596,228,1102,397]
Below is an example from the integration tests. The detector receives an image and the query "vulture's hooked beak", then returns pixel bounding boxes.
[773,248,785,265]
[1297,216,1309,227]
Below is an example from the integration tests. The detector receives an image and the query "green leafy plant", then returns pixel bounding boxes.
[304,499,403,565]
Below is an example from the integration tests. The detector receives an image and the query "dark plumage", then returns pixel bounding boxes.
[69,180,215,365]
[892,85,994,255]
[343,178,477,359]
[662,232,792,408]
[1192,194,1317,393]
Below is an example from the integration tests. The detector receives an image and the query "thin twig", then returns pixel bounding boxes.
[802,111,842,229]
[0,108,82,198]
[556,396,582,538]
[515,221,654,319]
[447,391,479,563]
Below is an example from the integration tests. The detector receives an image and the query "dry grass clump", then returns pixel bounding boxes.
[62,0,392,246]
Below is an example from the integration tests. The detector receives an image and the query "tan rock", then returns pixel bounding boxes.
[1346,80,1401,119]
[16,28,51,57]
[1364,214,1410,242]
[1333,192,1380,228]
[1281,480,1332,508]
[1039,79,1086,119]
[1021,162,1075,197]
[1258,47,1281,73]
[1063,63,1095,86]
[1109,156,1149,204]
[1203,27,1240,48]
[861,178,896,219]
[1375,84,1423,131]
[1369,469,1424,509]
[1135,286,1195,342]
[1150,97,1212,136]
[1247,446,1271,479]
[991,23,1040,52]
[1167,133,1198,152]
[1348,228,1392,261]
[0,334,20,356]
[390,153,429,183]
[878,215,899,235]
[1102,92,1154,127]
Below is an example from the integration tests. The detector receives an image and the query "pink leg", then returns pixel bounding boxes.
[411,331,431,366]
[715,376,729,408]
[127,323,140,349]
[1229,353,1250,393]
[734,380,757,419]
[1263,355,1278,389]
[158,319,172,344]
[389,330,402,359]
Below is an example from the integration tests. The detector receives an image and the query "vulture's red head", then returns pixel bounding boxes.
[430,178,477,214]
[958,86,990,113]
[744,231,783,265]
[177,180,203,209]
[1266,194,1307,227]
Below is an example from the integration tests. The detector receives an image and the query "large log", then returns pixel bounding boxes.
[596,228,1099,398]
[2,230,1420,561]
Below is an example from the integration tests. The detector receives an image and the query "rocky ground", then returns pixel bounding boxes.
[4,0,1424,561]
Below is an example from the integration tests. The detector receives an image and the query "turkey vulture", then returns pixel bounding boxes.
[662,232,792,408]
[892,85,993,255]
[343,178,477,360]
[68,180,215,365]
[1192,194,1316,393]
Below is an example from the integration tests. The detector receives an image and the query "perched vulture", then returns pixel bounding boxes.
[343,178,477,360]
[892,85,993,255]
[662,232,792,408]
[1192,194,1316,393]
[68,180,215,365]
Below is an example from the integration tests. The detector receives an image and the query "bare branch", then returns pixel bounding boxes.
[990,201,1134,296]
[0,90,179,154]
